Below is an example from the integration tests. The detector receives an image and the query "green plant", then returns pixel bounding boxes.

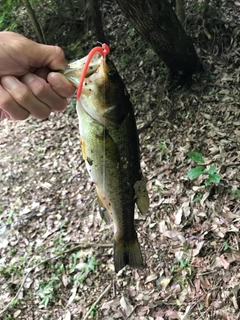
[0,0,20,31]
[187,152,221,186]
[89,304,96,318]
[193,3,204,14]
[170,255,192,275]
[9,248,17,257]
[223,241,229,251]
[155,186,163,196]
[176,299,182,306]
[73,254,98,286]
[231,189,240,199]
[157,141,167,153]
[36,274,60,307]
[178,257,191,273]
[1,258,24,280]
[156,141,171,161]
[10,299,18,307]
[193,194,202,202]
[170,256,192,289]
[131,95,138,104]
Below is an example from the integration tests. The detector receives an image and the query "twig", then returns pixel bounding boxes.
[0,242,112,316]
[0,207,56,234]
[0,259,44,316]
[64,243,112,254]
[83,283,112,320]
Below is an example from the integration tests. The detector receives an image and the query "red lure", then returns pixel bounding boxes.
[76,43,110,100]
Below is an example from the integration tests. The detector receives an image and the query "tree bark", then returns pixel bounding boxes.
[116,0,202,80]
[176,0,186,27]
[89,0,108,43]
[22,0,46,44]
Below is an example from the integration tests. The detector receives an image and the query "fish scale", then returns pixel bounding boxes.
[64,55,149,272]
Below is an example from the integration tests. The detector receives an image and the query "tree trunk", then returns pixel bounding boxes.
[116,0,202,80]
[22,0,46,44]
[89,0,107,43]
[176,0,186,27]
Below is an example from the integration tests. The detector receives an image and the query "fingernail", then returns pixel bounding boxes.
[23,73,36,84]
[2,76,18,89]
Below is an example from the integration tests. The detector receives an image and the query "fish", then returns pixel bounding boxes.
[64,52,149,272]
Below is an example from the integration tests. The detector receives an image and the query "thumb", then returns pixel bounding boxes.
[29,43,69,71]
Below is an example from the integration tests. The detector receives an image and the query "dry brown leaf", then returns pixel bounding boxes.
[192,241,205,257]
[194,278,201,292]
[205,293,212,308]
[67,288,77,306]
[160,277,172,288]
[180,305,192,320]
[63,310,71,320]
[13,310,21,318]
[220,255,230,270]
[165,309,180,319]
[199,276,211,290]
[120,295,134,317]
[145,273,158,284]
[0,5,240,319]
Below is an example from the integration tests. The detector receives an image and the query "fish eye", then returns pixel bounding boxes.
[107,70,119,82]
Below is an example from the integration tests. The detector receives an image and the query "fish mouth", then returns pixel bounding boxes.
[63,52,103,87]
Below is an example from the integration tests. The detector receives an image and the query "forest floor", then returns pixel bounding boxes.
[0,1,240,320]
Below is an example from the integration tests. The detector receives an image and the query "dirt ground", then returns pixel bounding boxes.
[0,1,240,319]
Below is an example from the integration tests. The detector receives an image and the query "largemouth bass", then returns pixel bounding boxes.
[64,52,149,272]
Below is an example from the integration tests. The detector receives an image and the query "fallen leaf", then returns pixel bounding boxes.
[120,295,134,317]
[205,293,212,308]
[145,273,158,284]
[63,310,71,320]
[220,255,230,269]
[192,241,205,257]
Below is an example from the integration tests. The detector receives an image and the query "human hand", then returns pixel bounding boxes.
[0,32,76,120]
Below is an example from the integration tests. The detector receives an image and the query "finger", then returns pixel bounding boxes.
[47,72,76,98]
[34,67,75,98]
[0,85,30,120]
[29,44,68,71]
[0,109,11,120]
[34,66,50,80]
[1,76,51,119]
[21,73,68,112]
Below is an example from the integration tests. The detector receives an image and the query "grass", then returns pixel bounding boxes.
[35,253,98,307]
[0,226,99,312]
[36,273,61,307]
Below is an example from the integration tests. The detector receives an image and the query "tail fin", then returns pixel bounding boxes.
[113,237,144,273]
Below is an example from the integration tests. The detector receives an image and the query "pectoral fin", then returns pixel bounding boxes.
[134,178,149,215]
